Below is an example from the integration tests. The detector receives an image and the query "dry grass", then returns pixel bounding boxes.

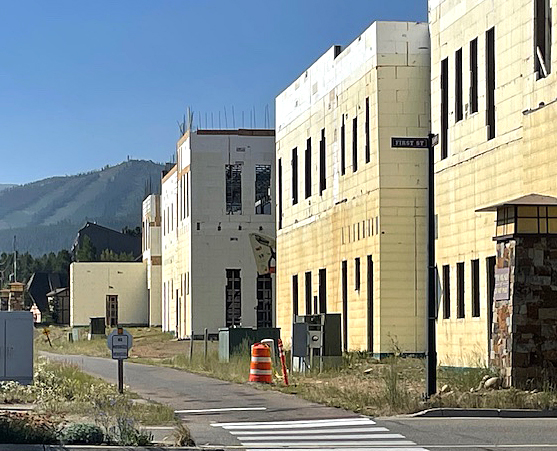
[35,326,557,416]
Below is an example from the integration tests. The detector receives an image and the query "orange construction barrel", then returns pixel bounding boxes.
[249,343,272,383]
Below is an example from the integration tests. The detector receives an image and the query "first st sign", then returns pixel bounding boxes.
[107,328,133,360]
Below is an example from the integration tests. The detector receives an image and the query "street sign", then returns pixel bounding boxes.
[391,137,429,148]
[107,328,133,360]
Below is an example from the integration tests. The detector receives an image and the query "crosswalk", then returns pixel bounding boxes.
[211,416,429,450]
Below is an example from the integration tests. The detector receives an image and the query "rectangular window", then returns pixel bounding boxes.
[340,116,346,175]
[305,271,312,314]
[352,117,358,172]
[255,164,271,214]
[441,58,449,159]
[367,255,373,352]
[535,0,552,79]
[455,48,463,122]
[226,164,242,214]
[342,261,348,351]
[318,268,327,313]
[292,274,299,316]
[278,159,282,229]
[257,274,272,328]
[470,38,478,113]
[486,27,496,140]
[305,138,312,198]
[457,262,465,318]
[319,128,326,194]
[443,264,450,319]
[471,259,480,317]
[225,269,241,327]
[365,97,370,163]
[291,148,298,205]
[354,257,360,291]
[486,256,496,353]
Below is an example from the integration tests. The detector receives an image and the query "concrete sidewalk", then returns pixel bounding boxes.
[412,407,557,417]
[0,447,225,451]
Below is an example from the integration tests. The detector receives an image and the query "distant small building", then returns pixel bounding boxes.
[46,287,70,325]
[72,222,142,261]
[0,289,8,310]
[8,282,25,311]
[70,262,148,327]
[26,272,67,318]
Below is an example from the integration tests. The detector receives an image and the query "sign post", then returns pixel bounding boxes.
[107,327,133,394]
[391,133,439,397]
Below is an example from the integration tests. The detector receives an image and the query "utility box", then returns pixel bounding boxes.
[218,327,281,362]
[0,311,34,385]
[292,313,342,372]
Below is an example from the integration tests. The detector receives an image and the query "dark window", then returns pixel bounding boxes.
[443,264,450,319]
[341,116,346,175]
[365,97,370,163]
[291,147,298,205]
[455,48,463,122]
[255,164,271,214]
[257,274,272,328]
[441,58,449,159]
[352,117,358,172]
[486,256,496,354]
[225,269,241,327]
[318,268,327,313]
[278,159,282,229]
[305,138,312,198]
[470,38,478,113]
[486,27,496,140]
[305,271,312,314]
[319,128,326,194]
[535,0,552,79]
[354,257,360,291]
[367,255,373,352]
[471,259,480,317]
[342,261,348,352]
[226,164,242,214]
[292,274,299,316]
[457,262,465,318]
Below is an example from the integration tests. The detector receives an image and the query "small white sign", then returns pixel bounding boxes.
[107,328,133,360]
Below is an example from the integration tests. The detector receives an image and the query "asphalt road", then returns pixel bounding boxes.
[42,352,557,450]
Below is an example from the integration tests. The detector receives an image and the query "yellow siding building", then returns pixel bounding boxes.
[430,0,557,376]
[275,21,431,355]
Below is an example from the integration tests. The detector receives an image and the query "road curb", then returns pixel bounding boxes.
[411,408,557,418]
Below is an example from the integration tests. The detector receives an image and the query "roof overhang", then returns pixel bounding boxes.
[475,193,557,212]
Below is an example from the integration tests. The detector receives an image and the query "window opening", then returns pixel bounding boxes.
[470,38,478,113]
[367,255,373,352]
[486,27,496,140]
[257,274,272,328]
[319,128,326,194]
[318,268,327,313]
[443,264,450,319]
[342,260,348,352]
[352,117,358,172]
[457,262,465,318]
[441,58,449,159]
[292,274,299,316]
[255,164,271,214]
[305,271,312,314]
[291,148,298,205]
[455,48,463,122]
[305,138,312,198]
[535,0,552,78]
[472,259,480,317]
[226,164,242,214]
[278,159,282,229]
[225,269,241,327]
[341,116,345,175]
[355,257,360,291]
[365,97,370,163]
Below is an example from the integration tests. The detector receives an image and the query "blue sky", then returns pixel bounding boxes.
[0,0,427,185]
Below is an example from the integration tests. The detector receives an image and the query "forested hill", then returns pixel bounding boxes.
[0,160,164,255]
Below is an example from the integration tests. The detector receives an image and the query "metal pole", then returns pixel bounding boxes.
[189,332,194,361]
[204,328,208,361]
[118,359,124,394]
[426,133,437,397]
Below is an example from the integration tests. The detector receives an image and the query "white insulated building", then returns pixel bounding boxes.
[161,129,276,338]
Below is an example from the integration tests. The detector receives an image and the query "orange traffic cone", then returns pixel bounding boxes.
[249,343,272,383]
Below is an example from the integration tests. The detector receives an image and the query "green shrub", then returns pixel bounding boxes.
[61,423,104,445]
[0,412,59,444]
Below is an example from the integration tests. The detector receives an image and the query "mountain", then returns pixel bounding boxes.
[0,160,164,255]
[0,184,17,192]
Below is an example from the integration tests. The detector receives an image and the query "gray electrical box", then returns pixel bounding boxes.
[0,311,34,385]
[292,313,342,372]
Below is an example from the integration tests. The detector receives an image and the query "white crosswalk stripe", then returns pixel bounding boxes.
[211,416,430,450]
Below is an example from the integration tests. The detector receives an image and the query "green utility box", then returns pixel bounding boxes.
[218,327,281,362]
